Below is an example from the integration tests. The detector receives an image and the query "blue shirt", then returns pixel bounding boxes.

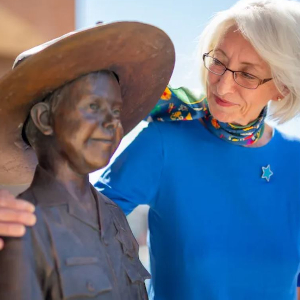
[95,120,300,300]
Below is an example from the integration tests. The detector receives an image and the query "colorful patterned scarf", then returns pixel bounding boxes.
[147,86,267,146]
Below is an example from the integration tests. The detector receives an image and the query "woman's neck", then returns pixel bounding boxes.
[244,123,273,148]
[199,118,273,148]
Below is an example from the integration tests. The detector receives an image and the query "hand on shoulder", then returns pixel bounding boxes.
[0,190,36,250]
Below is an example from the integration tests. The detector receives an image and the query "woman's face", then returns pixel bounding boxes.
[206,27,282,125]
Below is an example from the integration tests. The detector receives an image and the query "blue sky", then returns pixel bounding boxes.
[76,0,237,90]
[75,0,300,144]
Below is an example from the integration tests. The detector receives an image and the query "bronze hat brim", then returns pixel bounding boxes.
[0,21,175,185]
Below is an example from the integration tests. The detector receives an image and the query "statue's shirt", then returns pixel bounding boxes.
[0,165,150,300]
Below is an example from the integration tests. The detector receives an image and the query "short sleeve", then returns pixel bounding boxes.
[95,122,164,215]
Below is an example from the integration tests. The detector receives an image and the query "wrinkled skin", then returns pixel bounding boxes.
[206,26,284,126]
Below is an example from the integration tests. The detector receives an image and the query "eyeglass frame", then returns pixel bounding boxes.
[202,51,273,90]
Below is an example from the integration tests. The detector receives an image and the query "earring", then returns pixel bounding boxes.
[277,97,282,102]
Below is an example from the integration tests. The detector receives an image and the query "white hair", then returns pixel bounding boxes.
[199,0,300,124]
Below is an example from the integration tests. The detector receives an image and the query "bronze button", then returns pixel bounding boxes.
[87,281,95,292]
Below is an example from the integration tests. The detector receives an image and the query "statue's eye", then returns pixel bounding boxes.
[113,108,121,117]
[89,103,99,111]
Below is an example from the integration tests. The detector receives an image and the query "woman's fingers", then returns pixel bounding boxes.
[0,208,36,226]
[0,223,25,237]
[0,190,36,249]
[0,189,36,240]
[0,190,35,212]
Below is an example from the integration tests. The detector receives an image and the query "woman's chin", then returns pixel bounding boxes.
[210,107,234,123]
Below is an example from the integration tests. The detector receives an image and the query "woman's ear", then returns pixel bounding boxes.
[30,102,53,135]
[281,85,290,97]
[276,85,290,102]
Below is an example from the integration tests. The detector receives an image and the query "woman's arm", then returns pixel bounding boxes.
[95,122,164,215]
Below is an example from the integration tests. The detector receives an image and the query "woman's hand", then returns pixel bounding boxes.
[0,190,36,250]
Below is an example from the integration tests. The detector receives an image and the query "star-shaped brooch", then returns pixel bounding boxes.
[261,165,273,182]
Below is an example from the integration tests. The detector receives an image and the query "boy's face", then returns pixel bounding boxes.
[52,71,123,174]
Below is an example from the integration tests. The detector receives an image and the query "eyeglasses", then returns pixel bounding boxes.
[202,52,272,90]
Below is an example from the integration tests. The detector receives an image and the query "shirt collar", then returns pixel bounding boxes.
[29,165,117,238]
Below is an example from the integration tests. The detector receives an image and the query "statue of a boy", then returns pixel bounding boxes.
[0,22,174,300]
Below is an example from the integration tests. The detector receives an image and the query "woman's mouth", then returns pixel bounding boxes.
[214,95,237,107]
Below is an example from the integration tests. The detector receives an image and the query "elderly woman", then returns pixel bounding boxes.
[1,0,300,299]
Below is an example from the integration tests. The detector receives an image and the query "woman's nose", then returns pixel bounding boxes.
[216,70,236,95]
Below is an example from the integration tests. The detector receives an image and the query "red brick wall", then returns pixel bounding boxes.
[0,0,75,77]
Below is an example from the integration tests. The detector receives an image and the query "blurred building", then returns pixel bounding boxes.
[0,0,75,78]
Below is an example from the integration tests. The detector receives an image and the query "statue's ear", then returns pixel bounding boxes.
[30,102,53,135]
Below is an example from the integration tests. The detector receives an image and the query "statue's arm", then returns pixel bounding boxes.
[0,232,44,300]
[95,122,164,215]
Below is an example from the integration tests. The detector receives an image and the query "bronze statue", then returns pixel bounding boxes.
[0,22,175,299]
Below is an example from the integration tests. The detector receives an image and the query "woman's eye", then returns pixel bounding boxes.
[213,58,223,66]
[89,103,99,111]
[241,72,256,80]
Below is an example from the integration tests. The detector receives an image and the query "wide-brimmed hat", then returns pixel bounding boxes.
[0,21,175,186]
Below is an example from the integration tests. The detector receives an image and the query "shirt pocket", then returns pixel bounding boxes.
[123,257,151,300]
[61,256,113,299]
